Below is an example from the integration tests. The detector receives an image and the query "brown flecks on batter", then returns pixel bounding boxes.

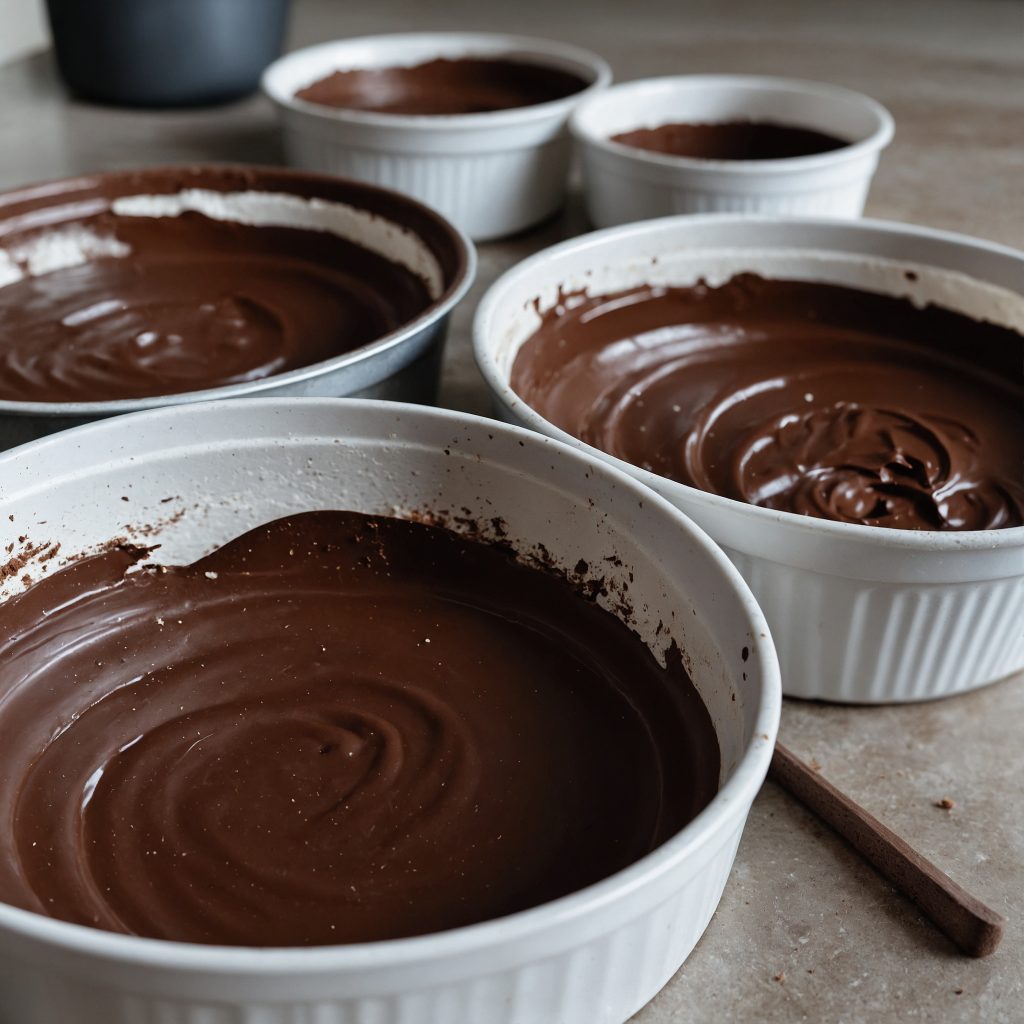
[0,510,718,948]
[0,541,60,585]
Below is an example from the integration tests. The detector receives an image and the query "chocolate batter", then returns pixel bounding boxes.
[0,511,718,946]
[610,121,849,160]
[511,275,1024,531]
[295,57,589,115]
[0,212,431,403]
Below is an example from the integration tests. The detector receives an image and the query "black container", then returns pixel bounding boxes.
[45,0,290,107]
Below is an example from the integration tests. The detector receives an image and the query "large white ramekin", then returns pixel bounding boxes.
[0,399,779,1024]
[262,33,612,240]
[570,76,893,228]
[472,215,1024,704]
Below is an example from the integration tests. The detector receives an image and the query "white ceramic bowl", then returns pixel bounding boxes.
[0,399,779,1024]
[570,75,893,228]
[472,215,1024,703]
[0,165,475,450]
[262,33,612,241]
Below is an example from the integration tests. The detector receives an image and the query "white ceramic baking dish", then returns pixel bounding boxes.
[0,166,475,450]
[0,398,780,1024]
[472,215,1024,703]
[262,33,612,240]
[570,76,893,227]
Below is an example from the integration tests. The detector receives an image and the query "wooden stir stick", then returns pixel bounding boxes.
[769,742,1006,957]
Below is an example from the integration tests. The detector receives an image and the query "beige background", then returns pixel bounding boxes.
[0,0,46,65]
[0,1,1022,1021]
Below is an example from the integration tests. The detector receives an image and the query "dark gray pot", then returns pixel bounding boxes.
[45,0,291,107]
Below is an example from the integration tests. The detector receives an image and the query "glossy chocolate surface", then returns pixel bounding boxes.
[511,275,1024,530]
[295,57,589,115]
[0,511,718,946]
[610,120,849,160]
[0,212,430,404]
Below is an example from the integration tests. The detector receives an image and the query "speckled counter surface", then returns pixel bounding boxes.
[0,1,1021,1020]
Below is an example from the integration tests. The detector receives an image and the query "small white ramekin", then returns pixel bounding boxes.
[263,33,612,241]
[570,75,893,228]
[473,215,1024,704]
[0,399,779,1024]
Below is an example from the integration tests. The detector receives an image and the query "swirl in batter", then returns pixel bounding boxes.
[0,211,432,403]
[511,275,1024,530]
[0,512,718,946]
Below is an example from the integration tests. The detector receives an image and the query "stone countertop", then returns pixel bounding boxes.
[0,1,1021,1020]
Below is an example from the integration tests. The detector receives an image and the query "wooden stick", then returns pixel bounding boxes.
[769,742,1006,957]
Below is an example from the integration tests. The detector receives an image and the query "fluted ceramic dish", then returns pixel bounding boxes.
[262,33,612,240]
[0,398,780,1024]
[571,76,893,227]
[473,215,1024,703]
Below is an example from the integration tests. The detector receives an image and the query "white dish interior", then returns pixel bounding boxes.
[0,399,778,1024]
[1,187,443,307]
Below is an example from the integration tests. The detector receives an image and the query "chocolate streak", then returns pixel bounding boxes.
[511,275,1024,530]
[0,511,718,946]
[295,57,589,115]
[610,121,849,160]
[0,212,431,403]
